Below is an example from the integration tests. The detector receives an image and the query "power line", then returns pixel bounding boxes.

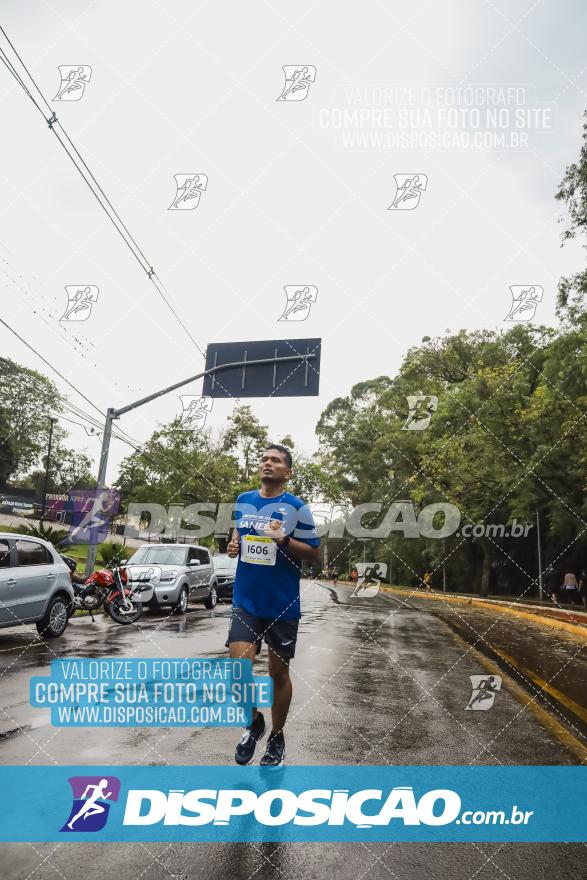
[0,27,206,358]
[0,316,105,418]
[1,353,214,491]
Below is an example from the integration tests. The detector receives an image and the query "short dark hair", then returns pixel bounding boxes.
[264,444,293,469]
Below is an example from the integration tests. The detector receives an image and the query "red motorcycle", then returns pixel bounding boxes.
[63,558,145,625]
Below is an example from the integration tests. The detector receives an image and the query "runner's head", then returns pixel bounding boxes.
[259,444,292,487]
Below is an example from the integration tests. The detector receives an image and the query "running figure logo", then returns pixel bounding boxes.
[351,562,387,598]
[168,174,208,210]
[279,285,318,322]
[465,675,502,711]
[128,565,161,586]
[65,489,120,546]
[61,776,120,832]
[388,174,428,210]
[53,65,92,101]
[60,285,98,322]
[402,393,438,431]
[277,66,316,101]
[504,285,543,322]
[178,395,213,430]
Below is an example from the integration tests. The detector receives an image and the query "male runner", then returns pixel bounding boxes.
[226,444,320,766]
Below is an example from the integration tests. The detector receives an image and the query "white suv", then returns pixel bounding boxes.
[126,544,218,613]
[0,533,74,638]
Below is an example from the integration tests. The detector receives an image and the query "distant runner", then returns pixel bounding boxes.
[226,444,320,766]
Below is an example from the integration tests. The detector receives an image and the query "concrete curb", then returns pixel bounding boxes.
[378,586,587,639]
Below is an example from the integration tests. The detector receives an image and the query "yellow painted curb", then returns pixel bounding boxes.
[379,586,587,639]
[493,648,587,727]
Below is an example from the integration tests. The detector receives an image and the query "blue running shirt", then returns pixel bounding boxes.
[232,489,319,620]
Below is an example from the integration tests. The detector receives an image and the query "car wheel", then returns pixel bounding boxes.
[36,595,69,639]
[204,584,217,610]
[174,586,189,615]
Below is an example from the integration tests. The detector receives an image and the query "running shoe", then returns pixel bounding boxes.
[235,711,266,765]
[260,730,286,766]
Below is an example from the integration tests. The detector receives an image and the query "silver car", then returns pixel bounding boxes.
[213,553,237,602]
[0,533,74,638]
[126,544,218,613]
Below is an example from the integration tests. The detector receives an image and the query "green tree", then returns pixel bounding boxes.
[0,406,17,484]
[221,405,269,485]
[288,454,347,504]
[0,358,66,478]
[117,420,238,511]
[315,325,583,596]
[556,111,587,322]
[15,448,95,495]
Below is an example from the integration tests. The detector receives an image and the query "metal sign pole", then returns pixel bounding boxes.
[83,352,317,576]
[85,408,115,576]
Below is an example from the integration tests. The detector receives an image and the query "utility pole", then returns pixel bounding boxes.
[84,353,317,576]
[40,417,56,521]
[122,464,136,547]
[536,508,543,601]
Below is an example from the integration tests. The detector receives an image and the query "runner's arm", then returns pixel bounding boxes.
[227,529,240,558]
[265,518,320,565]
[280,536,320,566]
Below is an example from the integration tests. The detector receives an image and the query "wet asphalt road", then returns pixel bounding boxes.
[0,580,584,879]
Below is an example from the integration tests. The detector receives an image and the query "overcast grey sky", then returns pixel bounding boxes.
[1,0,586,484]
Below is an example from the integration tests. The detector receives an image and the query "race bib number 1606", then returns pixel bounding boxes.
[241,535,277,566]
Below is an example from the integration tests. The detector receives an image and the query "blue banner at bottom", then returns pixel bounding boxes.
[0,766,584,842]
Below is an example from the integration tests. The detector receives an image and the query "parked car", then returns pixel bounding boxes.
[125,544,218,613]
[0,533,74,638]
[213,553,237,602]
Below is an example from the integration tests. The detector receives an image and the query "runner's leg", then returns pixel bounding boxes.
[267,648,292,734]
[229,640,259,718]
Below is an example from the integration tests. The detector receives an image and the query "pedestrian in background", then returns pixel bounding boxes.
[578,569,587,607]
[544,567,558,604]
[560,571,581,605]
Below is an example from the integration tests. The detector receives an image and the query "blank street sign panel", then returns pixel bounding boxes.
[203,338,321,398]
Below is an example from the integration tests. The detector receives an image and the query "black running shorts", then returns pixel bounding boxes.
[226,605,299,659]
